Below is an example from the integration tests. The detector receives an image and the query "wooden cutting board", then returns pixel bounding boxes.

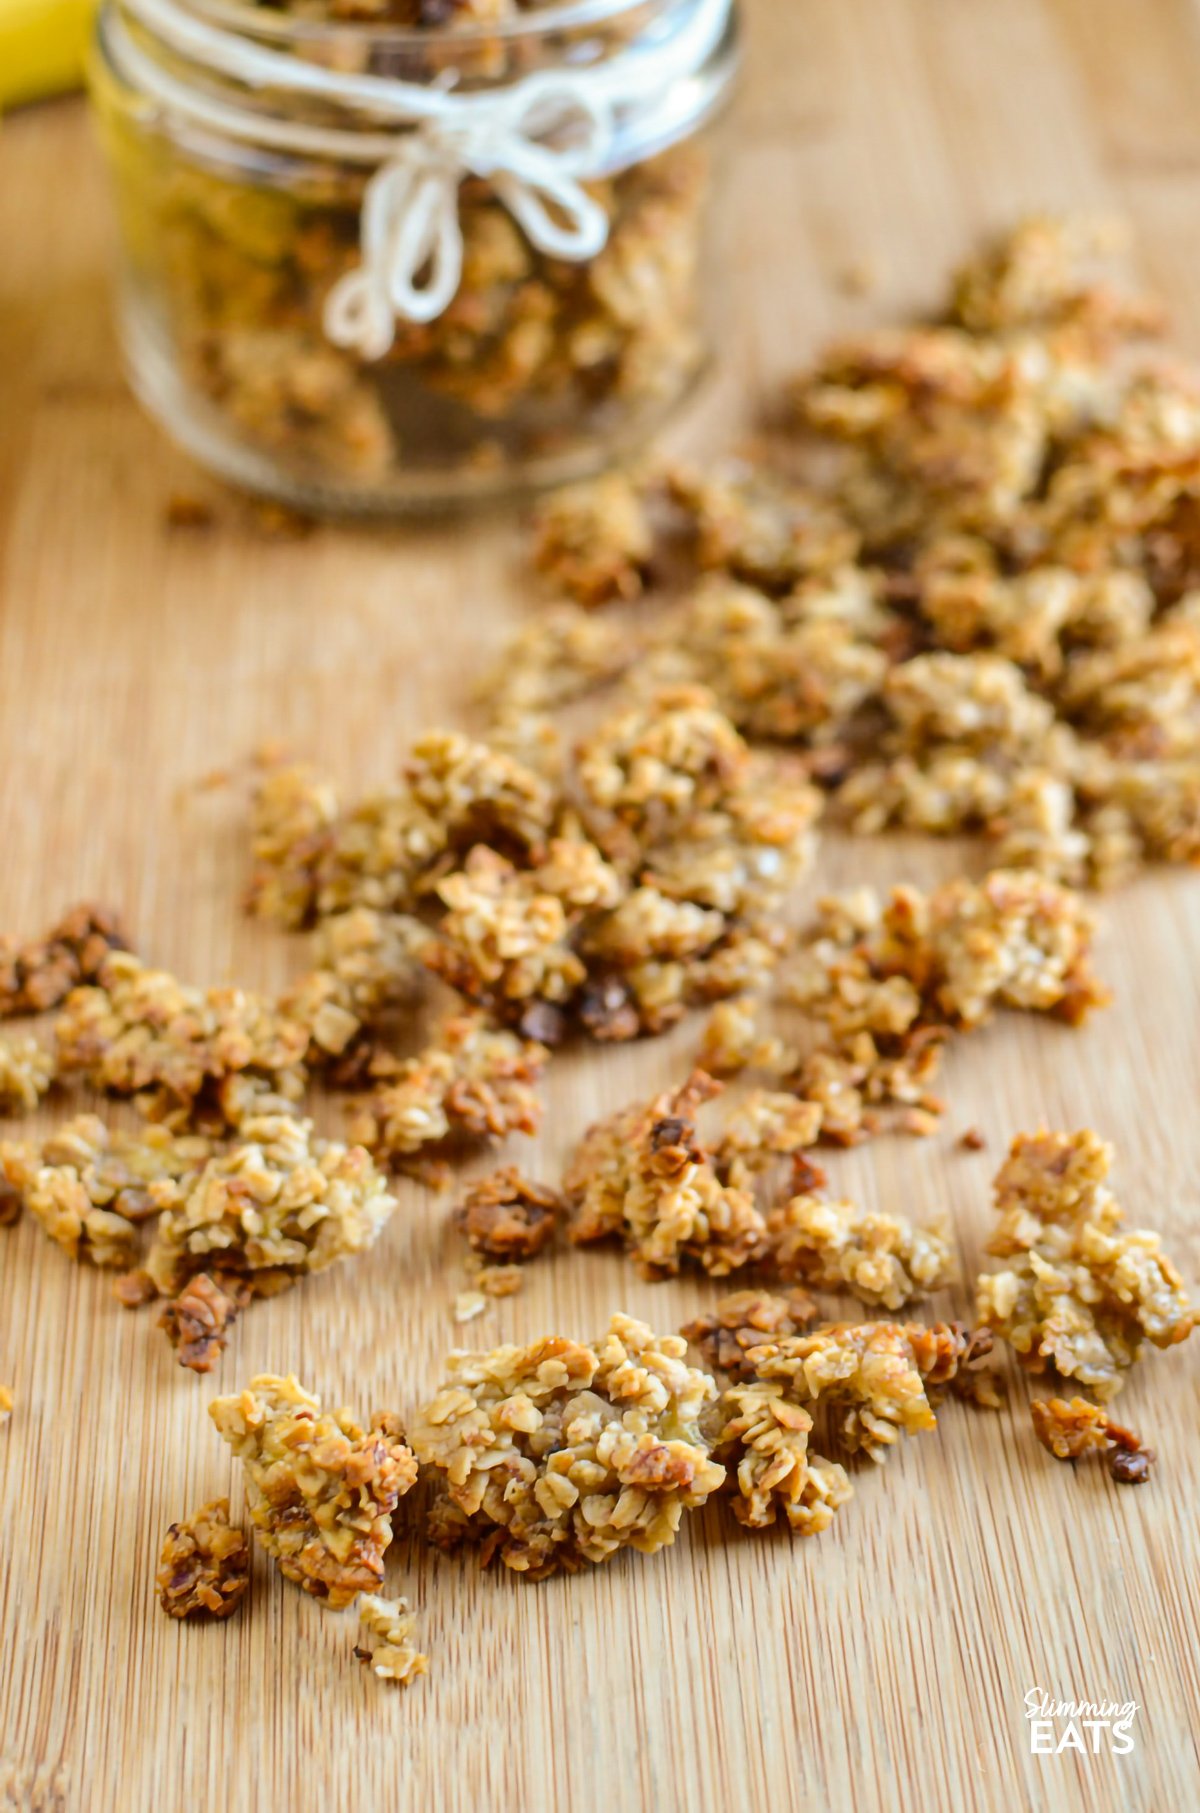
[2,4,1199,1809]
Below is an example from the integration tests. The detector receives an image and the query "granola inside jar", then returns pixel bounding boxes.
[91,0,739,509]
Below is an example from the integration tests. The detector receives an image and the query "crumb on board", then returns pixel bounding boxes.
[157,1497,249,1619]
[354,1594,428,1686]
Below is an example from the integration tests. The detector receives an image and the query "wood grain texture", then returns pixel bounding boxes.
[3,4,1200,1809]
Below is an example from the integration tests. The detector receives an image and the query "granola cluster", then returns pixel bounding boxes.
[54,953,311,1128]
[1029,1395,1155,1483]
[159,1272,251,1373]
[0,1036,55,1114]
[698,1309,998,1534]
[783,869,1109,1136]
[157,1498,250,1619]
[0,1114,212,1268]
[564,1072,812,1278]
[254,694,818,1058]
[0,903,128,1016]
[355,1595,428,1688]
[766,1193,956,1311]
[348,1010,547,1169]
[456,1167,562,1261]
[210,1374,418,1607]
[410,1313,724,1578]
[145,1112,397,1299]
[531,473,654,606]
[975,1129,1194,1398]
[516,219,1200,891]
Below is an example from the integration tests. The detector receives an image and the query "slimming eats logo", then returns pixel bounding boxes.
[1024,1687,1138,1755]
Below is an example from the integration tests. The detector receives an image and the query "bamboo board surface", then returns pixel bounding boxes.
[3,3,1200,1809]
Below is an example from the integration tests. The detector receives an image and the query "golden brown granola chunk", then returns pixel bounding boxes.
[1029,1395,1155,1483]
[0,1114,212,1268]
[210,1374,417,1607]
[478,606,634,725]
[54,953,310,1128]
[531,473,654,606]
[355,1595,428,1687]
[976,1129,1194,1398]
[565,1072,768,1277]
[246,762,340,927]
[279,908,428,1068]
[159,1273,252,1373]
[457,1167,562,1261]
[0,1036,55,1114]
[681,1287,819,1380]
[0,903,129,1016]
[145,1113,396,1298]
[410,1313,724,1579]
[766,1194,956,1311]
[349,1010,546,1164]
[709,1379,853,1534]
[157,1498,250,1619]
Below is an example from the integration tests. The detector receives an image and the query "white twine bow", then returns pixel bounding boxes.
[113,0,734,356]
[324,77,615,357]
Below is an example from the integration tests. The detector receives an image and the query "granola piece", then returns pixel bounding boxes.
[477,1262,523,1297]
[454,1289,489,1324]
[349,1011,546,1163]
[728,1322,940,1463]
[976,1129,1195,1398]
[145,1113,396,1297]
[279,908,427,1064]
[1029,1395,1155,1483]
[950,215,1157,338]
[0,1175,20,1227]
[696,998,787,1077]
[457,1167,562,1261]
[159,1272,252,1373]
[531,473,654,606]
[209,1375,417,1607]
[355,1595,428,1687]
[959,1127,987,1152]
[681,1287,819,1379]
[669,462,860,591]
[766,1194,956,1310]
[424,847,586,1022]
[712,1091,823,1188]
[157,1498,250,1619]
[565,1072,768,1276]
[0,903,129,1016]
[410,1313,725,1578]
[54,953,310,1127]
[0,1114,212,1268]
[575,685,751,852]
[0,1036,55,1113]
[246,762,340,927]
[479,606,634,724]
[113,1267,156,1306]
[709,1379,853,1534]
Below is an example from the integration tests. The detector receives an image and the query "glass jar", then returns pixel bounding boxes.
[90,0,740,511]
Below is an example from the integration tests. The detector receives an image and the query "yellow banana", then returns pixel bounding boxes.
[0,0,96,112]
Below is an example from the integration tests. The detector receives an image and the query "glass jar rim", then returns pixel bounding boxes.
[184,0,665,54]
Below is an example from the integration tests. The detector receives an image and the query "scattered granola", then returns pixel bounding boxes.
[348,1011,546,1167]
[354,1595,428,1687]
[411,1312,724,1578]
[156,1498,250,1619]
[145,1113,397,1299]
[976,1129,1194,1398]
[456,1167,562,1261]
[0,903,129,1016]
[210,1374,417,1607]
[766,1193,956,1310]
[0,1036,55,1114]
[159,1272,252,1373]
[531,473,654,606]
[1029,1395,1155,1483]
[0,1114,212,1268]
[54,953,310,1128]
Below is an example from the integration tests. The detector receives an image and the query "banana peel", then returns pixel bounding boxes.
[0,0,96,112]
